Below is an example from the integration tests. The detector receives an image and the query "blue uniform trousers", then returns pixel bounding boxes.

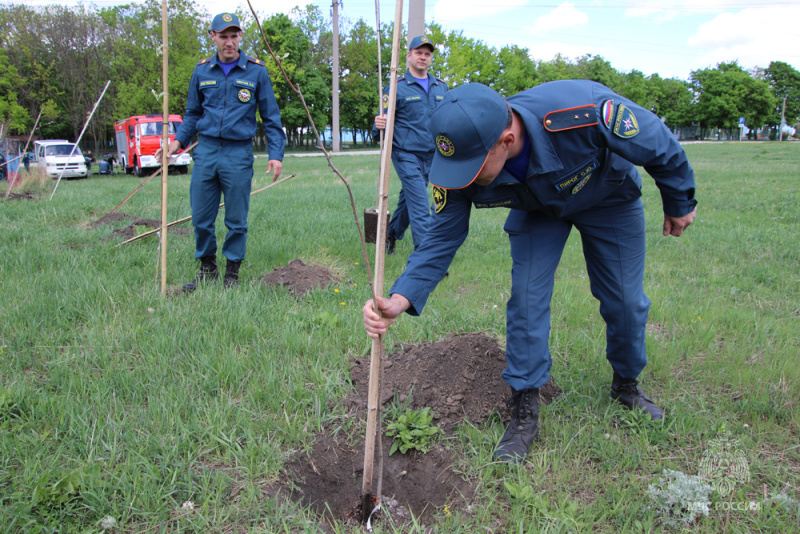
[388,150,434,250]
[190,136,255,262]
[503,198,650,391]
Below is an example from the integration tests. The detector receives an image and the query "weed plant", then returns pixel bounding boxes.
[0,143,798,532]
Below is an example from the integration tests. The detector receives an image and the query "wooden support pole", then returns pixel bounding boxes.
[361,0,403,520]
[160,0,170,295]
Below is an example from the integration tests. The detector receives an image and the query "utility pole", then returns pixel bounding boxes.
[780,96,787,142]
[331,0,341,153]
[408,0,425,40]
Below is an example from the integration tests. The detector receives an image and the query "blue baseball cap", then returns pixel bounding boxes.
[429,83,508,189]
[210,12,241,33]
[408,35,435,51]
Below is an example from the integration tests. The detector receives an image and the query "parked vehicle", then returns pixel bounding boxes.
[114,115,192,177]
[32,140,89,179]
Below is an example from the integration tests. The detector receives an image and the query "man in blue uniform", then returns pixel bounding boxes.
[374,36,448,255]
[363,82,697,463]
[158,12,286,292]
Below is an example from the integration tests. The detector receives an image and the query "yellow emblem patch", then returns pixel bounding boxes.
[222,13,233,22]
[436,136,454,157]
[433,186,447,213]
[238,89,251,102]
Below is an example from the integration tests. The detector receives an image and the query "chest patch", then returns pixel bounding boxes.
[199,80,218,89]
[433,186,447,213]
[238,88,252,103]
[613,104,639,138]
[555,161,597,192]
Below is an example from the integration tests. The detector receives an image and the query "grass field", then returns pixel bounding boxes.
[1,142,798,533]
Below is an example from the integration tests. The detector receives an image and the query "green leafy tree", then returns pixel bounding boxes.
[763,61,800,128]
[647,75,696,128]
[0,49,30,133]
[691,61,776,134]
[340,19,380,146]
[429,25,499,87]
[101,0,210,121]
[495,45,538,96]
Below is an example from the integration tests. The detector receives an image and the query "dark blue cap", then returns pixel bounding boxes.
[408,35,434,51]
[429,83,508,189]
[210,12,241,33]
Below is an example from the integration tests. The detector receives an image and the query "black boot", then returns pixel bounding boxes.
[224,260,241,288]
[182,256,218,293]
[493,387,539,463]
[610,372,663,420]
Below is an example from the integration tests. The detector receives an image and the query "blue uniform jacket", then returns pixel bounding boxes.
[176,50,286,160]
[374,70,448,153]
[392,80,697,314]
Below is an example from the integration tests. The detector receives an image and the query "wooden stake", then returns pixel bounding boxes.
[160,0,169,295]
[361,0,403,520]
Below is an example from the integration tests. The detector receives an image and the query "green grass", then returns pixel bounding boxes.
[1,142,798,532]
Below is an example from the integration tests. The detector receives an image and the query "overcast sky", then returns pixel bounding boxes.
[16,0,800,81]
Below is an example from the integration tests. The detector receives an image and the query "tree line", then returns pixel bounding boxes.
[1,0,799,152]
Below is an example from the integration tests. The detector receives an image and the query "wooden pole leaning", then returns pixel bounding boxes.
[50,80,111,200]
[361,0,403,522]
[4,108,43,199]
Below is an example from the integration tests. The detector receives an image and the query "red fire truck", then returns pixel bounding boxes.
[114,115,192,176]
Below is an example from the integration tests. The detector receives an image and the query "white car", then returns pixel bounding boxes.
[33,140,89,179]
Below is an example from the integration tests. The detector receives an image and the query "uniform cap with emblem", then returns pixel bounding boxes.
[429,83,508,189]
[408,35,435,52]
[210,12,241,33]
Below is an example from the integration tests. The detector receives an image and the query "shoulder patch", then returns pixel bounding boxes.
[613,104,639,138]
[247,57,265,66]
[543,104,598,132]
[433,186,447,214]
[197,58,211,65]
[601,100,615,129]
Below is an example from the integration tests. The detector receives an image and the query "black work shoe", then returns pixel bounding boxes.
[224,260,241,289]
[493,387,539,463]
[610,372,663,420]
[386,235,396,255]
[182,256,219,293]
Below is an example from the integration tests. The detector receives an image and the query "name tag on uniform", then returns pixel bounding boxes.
[435,95,444,101]
[199,80,217,89]
[554,161,597,192]
[234,79,256,89]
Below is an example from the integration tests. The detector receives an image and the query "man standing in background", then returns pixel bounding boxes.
[159,12,286,292]
[374,36,448,255]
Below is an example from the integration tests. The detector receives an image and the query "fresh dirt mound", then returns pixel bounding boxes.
[3,190,39,201]
[281,334,561,529]
[282,433,473,529]
[346,333,561,431]
[94,212,191,241]
[260,259,337,296]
